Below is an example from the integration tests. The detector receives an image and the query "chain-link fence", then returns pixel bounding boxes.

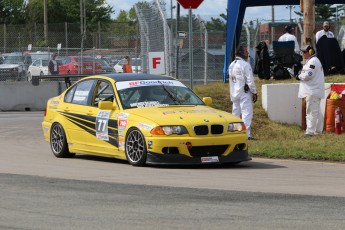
[1,0,343,85]
[0,0,227,86]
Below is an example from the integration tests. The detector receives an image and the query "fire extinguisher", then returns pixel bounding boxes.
[335,107,343,135]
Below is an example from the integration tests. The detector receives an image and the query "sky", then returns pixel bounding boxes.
[107,0,303,22]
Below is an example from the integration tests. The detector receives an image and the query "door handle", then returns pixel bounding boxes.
[86,111,93,115]
[64,107,69,112]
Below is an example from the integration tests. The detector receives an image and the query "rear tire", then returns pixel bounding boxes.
[125,128,147,166]
[50,123,74,158]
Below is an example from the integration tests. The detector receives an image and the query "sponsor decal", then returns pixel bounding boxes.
[119,141,125,149]
[75,90,89,96]
[96,110,111,141]
[118,119,127,128]
[118,127,125,137]
[162,109,215,115]
[116,80,186,90]
[119,112,129,119]
[201,156,219,163]
[138,123,153,130]
[50,100,59,105]
[130,101,161,108]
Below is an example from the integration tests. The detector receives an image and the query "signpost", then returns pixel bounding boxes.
[177,0,203,9]
[177,0,204,89]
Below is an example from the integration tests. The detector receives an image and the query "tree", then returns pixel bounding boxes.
[206,17,226,32]
[294,4,338,21]
[0,0,27,24]
[315,4,336,21]
[26,0,114,24]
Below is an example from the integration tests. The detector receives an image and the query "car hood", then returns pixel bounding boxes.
[0,64,20,69]
[128,105,241,125]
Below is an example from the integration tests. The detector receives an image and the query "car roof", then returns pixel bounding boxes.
[91,73,175,82]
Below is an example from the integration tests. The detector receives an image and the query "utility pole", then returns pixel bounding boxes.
[300,0,314,131]
[301,0,314,47]
[44,0,48,44]
[271,6,275,43]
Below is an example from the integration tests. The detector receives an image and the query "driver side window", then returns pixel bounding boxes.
[93,80,115,107]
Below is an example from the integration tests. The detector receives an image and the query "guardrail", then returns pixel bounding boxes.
[31,74,89,88]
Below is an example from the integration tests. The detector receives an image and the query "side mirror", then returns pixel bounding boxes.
[202,97,212,106]
[98,101,115,110]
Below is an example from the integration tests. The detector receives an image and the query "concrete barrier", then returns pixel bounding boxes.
[262,83,332,126]
[0,81,66,111]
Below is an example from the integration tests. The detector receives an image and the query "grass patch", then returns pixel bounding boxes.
[194,74,345,162]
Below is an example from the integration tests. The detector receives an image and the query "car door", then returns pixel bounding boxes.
[62,79,98,152]
[88,80,120,156]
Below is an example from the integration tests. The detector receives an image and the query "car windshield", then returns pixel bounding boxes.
[4,55,24,64]
[116,80,204,109]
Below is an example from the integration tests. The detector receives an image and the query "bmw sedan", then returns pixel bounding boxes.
[42,73,250,166]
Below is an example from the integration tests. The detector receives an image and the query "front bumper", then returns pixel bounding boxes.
[146,150,251,165]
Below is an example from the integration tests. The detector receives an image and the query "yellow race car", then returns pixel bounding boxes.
[42,73,250,166]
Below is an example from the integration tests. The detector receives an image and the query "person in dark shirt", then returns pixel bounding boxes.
[48,53,59,75]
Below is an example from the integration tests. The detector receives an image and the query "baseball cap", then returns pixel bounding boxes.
[300,45,312,53]
[323,21,329,26]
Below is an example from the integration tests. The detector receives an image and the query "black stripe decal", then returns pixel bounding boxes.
[59,111,119,147]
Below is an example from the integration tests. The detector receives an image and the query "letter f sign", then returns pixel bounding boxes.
[153,57,161,69]
[149,52,165,74]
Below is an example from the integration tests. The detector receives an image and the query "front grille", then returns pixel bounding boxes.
[211,125,224,134]
[193,125,208,135]
[193,124,224,135]
[188,145,229,157]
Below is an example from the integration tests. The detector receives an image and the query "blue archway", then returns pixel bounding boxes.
[224,0,342,81]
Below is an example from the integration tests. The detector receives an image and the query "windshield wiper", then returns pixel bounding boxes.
[158,81,180,104]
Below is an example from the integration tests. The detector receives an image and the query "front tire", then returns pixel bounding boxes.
[125,128,147,166]
[50,123,74,158]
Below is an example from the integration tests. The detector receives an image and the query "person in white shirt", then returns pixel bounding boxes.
[278,25,302,77]
[315,21,334,44]
[228,45,258,140]
[278,25,300,53]
[296,45,325,137]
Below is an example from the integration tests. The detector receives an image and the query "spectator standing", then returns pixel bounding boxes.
[228,45,258,140]
[296,45,325,137]
[122,56,132,73]
[315,21,334,44]
[48,53,59,75]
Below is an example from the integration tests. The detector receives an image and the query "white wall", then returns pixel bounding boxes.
[262,83,332,126]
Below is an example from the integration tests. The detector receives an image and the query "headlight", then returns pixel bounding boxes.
[228,122,246,132]
[150,125,188,135]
